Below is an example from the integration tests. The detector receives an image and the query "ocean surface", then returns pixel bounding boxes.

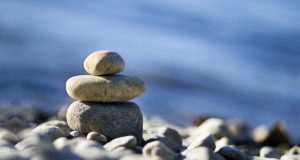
[0,1,299,141]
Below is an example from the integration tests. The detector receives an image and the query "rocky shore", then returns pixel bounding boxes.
[0,108,297,160]
[0,50,297,160]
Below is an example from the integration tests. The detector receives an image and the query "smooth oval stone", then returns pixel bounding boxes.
[84,50,125,75]
[66,101,143,143]
[66,75,145,102]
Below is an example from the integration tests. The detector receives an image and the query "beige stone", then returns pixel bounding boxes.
[66,75,145,102]
[84,50,125,75]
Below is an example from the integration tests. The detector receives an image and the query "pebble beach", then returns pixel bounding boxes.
[0,50,298,160]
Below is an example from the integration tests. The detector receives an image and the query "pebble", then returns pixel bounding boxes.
[66,101,143,142]
[31,125,64,140]
[15,135,52,151]
[0,130,19,143]
[194,118,229,139]
[260,146,281,158]
[188,132,216,151]
[104,136,137,151]
[143,141,177,160]
[53,137,84,150]
[69,131,85,138]
[253,157,280,160]
[143,126,182,152]
[215,137,232,150]
[66,74,145,102]
[184,147,223,160]
[120,154,150,160]
[0,147,23,160]
[280,146,300,160]
[217,146,251,160]
[57,103,70,121]
[84,50,125,76]
[38,120,71,137]
[253,121,290,146]
[87,132,107,144]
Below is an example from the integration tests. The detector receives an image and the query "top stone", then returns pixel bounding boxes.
[84,50,125,75]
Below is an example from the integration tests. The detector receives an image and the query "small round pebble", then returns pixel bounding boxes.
[87,132,107,144]
[84,50,125,76]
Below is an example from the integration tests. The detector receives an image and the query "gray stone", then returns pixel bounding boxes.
[260,147,281,158]
[143,127,182,152]
[66,75,145,102]
[217,146,251,160]
[184,147,221,160]
[84,50,125,76]
[188,133,216,151]
[104,136,137,151]
[66,101,143,142]
[87,132,107,144]
[143,141,177,160]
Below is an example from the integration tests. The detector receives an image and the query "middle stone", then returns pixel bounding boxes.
[66,74,145,102]
[66,101,143,142]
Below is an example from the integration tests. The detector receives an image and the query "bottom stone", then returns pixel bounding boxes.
[66,101,143,142]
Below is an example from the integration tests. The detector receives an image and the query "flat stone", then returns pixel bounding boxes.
[66,75,145,102]
[104,136,137,151]
[143,141,177,160]
[84,50,125,76]
[66,101,143,142]
[188,132,216,151]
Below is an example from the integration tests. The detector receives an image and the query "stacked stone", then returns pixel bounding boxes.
[65,50,145,142]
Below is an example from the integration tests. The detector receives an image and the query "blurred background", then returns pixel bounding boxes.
[0,1,299,140]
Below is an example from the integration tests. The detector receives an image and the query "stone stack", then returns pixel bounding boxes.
[65,50,145,142]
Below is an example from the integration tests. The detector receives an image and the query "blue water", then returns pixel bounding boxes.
[0,0,299,141]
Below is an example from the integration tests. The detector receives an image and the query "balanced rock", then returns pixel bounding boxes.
[66,75,145,102]
[66,101,143,142]
[84,50,125,75]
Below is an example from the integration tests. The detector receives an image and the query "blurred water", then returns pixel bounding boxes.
[0,1,299,140]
